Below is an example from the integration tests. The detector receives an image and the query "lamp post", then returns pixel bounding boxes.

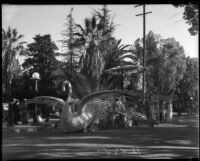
[31,72,40,125]
[189,97,193,116]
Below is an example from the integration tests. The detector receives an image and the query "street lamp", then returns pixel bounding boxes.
[31,72,41,92]
[31,72,40,125]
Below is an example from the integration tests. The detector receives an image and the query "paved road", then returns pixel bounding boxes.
[2,115,199,159]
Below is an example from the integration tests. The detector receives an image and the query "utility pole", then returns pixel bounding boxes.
[135,4,152,104]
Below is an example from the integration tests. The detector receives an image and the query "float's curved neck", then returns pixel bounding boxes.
[62,80,72,114]
[62,80,72,102]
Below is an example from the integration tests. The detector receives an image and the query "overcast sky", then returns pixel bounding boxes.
[2,4,199,64]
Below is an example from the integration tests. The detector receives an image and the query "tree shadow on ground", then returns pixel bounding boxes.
[2,115,199,159]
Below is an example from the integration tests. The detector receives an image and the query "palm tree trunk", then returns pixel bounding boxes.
[5,81,12,101]
[6,81,14,127]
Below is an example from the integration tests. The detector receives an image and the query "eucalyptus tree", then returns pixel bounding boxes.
[133,31,186,97]
[175,57,199,115]
[133,31,187,116]
[158,38,186,96]
[2,27,26,101]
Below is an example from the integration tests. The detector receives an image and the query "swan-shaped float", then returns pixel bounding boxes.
[26,80,143,132]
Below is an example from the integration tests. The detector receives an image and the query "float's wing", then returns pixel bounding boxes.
[26,96,65,111]
[78,90,143,115]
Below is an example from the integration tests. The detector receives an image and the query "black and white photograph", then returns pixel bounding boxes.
[2,3,199,159]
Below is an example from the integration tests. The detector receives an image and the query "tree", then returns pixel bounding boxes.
[93,5,116,42]
[158,38,186,96]
[55,5,117,97]
[73,14,106,91]
[132,31,161,93]
[101,38,137,90]
[51,60,92,99]
[22,34,58,96]
[10,73,35,101]
[174,4,199,36]
[2,27,26,101]
[175,57,199,115]
[73,5,127,91]
[60,7,80,74]
[134,31,186,96]
[133,31,187,117]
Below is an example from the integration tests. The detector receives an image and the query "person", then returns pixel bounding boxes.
[150,103,156,120]
[13,99,20,125]
[7,98,15,127]
[110,98,119,129]
[2,103,9,123]
[28,103,38,125]
[19,99,28,125]
[115,97,126,128]
[121,95,127,106]
[132,104,138,126]
[43,104,51,122]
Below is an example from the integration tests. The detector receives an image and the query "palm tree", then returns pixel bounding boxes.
[103,39,136,69]
[2,27,26,101]
[101,39,138,89]
[72,15,107,91]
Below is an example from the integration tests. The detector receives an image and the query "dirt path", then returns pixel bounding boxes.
[2,115,199,159]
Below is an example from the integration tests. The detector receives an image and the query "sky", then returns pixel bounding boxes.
[2,4,199,64]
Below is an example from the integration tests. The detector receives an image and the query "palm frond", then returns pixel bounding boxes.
[91,15,97,30]
[12,28,18,38]
[119,53,136,61]
[73,32,84,37]
[19,41,27,45]
[17,34,24,40]
[85,18,91,29]
[75,24,84,33]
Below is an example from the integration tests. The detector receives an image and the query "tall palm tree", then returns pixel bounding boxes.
[72,15,107,91]
[2,27,26,100]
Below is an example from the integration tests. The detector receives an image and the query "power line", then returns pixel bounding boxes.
[134,4,142,8]
[174,19,184,23]
[136,11,152,16]
[168,12,182,19]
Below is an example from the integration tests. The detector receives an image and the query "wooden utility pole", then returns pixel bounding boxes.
[135,4,152,104]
